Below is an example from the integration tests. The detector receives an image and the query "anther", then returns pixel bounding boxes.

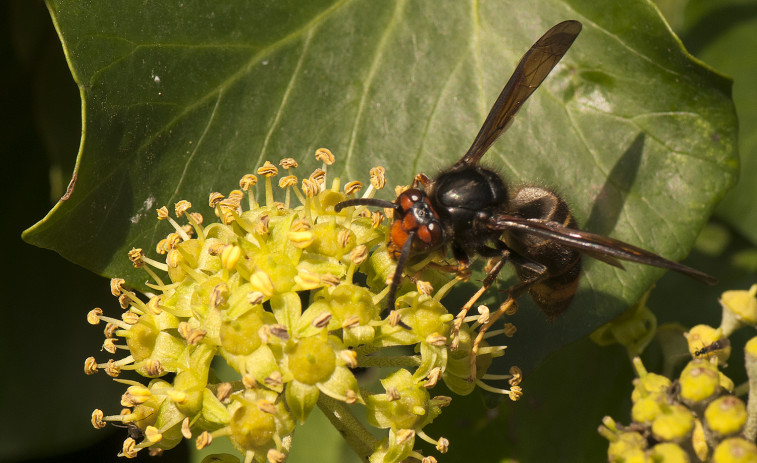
[257,161,278,177]
[144,359,164,377]
[175,200,191,217]
[344,181,363,196]
[314,148,335,165]
[110,278,125,297]
[312,312,332,329]
[121,437,138,458]
[239,174,257,191]
[279,175,298,188]
[268,449,286,463]
[87,308,103,325]
[280,158,298,169]
[195,431,212,450]
[424,368,442,389]
[208,192,225,207]
[416,280,433,296]
[350,245,368,265]
[340,349,358,368]
[216,382,232,402]
[396,429,415,445]
[257,399,277,414]
[302,178,319,198]
[91,409,106,428]
[264,371,283,388]
[156,206,169,220]
[309,168,326,188]
[84,357,98,375]
[370,166,386,190]
[181,417,192,439]
[250,270,274,297]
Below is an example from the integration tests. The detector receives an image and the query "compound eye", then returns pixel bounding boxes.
[416,221,443,248]
[398,189,423,212]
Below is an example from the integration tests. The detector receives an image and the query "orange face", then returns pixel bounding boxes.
[387,189,444,259]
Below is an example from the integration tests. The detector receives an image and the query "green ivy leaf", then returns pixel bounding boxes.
[677,0,757,246]
[26,0,735,377]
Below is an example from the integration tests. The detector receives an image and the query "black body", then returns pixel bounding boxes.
[334,20,716,319]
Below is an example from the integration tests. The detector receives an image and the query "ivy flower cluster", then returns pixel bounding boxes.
[85,149,522,463]
[600,285,757,462]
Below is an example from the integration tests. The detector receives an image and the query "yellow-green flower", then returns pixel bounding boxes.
[282,331,361,423]
[85,152,513,462]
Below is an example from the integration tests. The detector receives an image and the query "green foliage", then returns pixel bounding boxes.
[11,0,754,461]
[27,0,737,373]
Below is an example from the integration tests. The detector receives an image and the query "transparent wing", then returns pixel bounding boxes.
[454,20,582,168]
[487,214,718,285]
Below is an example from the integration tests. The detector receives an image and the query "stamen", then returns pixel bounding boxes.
[208,192,224,207]
[344,181,363,196]
[279,175,297,207]
[309,168,326,192]
[87,309,131,330]
[474,378,513,396]
[128,248,169,272]
[195,430,212,450]
[239,174,259,209]
[257,161,278,206]
[395,429,415,445]
[181,417,192,439]
[314,147,335,171]
[268,449,286,463]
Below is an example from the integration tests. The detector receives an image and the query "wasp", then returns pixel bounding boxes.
[693,338,730,358]
[335,20,715,342]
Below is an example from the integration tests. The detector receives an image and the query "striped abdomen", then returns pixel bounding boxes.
[505,185,582,319]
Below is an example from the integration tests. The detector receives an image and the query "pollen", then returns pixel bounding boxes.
[181,418,192,439]
[196,430,213,450]
[144,359,163,376]
[279,175,298,189]
[308,169,326,189]
[350,245,368,265]
[280,158,298,169]
[314,147,335,165]
[257,161,278,177]
[128,248,145,268]
[301,178,319,198]
[208,192,224,207]
[110,278,125,296]
[344,181,363,196]
[370,166,386,190]
[370,211,384,228]
[120,437,138,458]
[268,448,286,463]
[239,174,258,191]
[91,409,106,429]
[174,200,192,217]
[84,357,98,375]
[311,312,332,328]
[87,308,103,325]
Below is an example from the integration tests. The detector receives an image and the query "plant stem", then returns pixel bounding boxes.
[357,354,421,368]
[317,394,378,462]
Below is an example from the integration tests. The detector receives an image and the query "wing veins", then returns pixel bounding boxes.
[454,20,582,168]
